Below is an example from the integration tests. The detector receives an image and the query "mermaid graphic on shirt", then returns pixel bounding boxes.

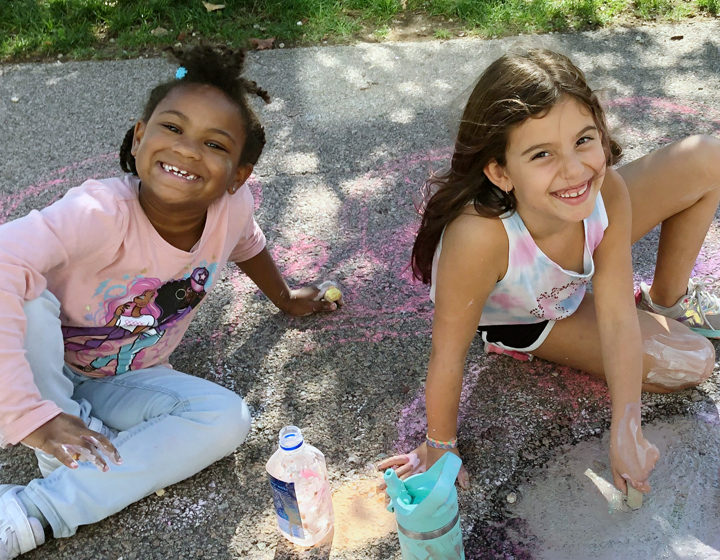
[62,267,210,375]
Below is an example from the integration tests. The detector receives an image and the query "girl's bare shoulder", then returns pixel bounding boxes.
[442,207,509,281]
[599,167,631,217]
[446,206,507,245]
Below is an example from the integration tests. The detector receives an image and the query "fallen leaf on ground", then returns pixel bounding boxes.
[250,37,275,50]
[202,2,225,11]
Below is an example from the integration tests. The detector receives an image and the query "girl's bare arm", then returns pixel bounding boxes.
[592,168,659,492]
[593,170,643,413]
[379,211,507,481]
[427,213,507,443]
[236,247,340,316]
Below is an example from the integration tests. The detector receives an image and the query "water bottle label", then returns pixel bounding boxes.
[268,474,304,538]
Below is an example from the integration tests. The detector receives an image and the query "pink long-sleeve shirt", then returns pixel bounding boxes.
[0,175,265,446]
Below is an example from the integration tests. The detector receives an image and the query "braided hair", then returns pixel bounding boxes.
[119,45,270,175]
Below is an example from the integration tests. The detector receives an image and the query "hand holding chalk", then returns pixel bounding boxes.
[609,403,659,495]
[323,286,342,303]
[315,280,343,303]
[279,281,344,316]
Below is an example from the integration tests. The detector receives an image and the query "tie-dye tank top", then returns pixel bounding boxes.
[430,192,609,326]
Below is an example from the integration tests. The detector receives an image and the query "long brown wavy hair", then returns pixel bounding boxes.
[411,48,622,283]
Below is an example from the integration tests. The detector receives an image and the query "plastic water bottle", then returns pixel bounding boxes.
[384,452,465,559]
[266,426,334,546]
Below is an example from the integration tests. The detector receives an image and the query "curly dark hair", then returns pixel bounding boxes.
[119,45,270,174]
[411,48,622,284]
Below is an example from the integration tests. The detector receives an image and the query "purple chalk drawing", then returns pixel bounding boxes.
[393,360,611,453]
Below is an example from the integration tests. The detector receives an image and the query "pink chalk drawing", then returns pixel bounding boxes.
[218,147,453,347]
[0,154,118,225]
[280,147,453,345]
[607,97,720,145]
[0,154,263,225]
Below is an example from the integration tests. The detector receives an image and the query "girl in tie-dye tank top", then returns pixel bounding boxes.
[379,48,720,502]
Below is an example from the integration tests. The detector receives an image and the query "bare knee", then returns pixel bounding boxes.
[643,332,715,392]
[681,135,720,184]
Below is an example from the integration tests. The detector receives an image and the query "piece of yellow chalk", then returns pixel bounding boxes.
[626,486,643,510]
[324,287,342,303]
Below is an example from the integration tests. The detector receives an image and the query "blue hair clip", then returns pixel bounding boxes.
[175,66,187,80]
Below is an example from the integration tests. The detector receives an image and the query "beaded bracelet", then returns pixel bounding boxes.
[426,434,458,449]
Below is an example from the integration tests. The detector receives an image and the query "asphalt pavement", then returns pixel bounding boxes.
[1,19,720,560]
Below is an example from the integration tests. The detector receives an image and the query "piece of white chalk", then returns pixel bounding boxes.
[626,486,643,510]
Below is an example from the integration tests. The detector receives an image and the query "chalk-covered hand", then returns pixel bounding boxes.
[279,285,344,317]
[609,405,659,494]
[376,442,469,491]
[21,412,122,472]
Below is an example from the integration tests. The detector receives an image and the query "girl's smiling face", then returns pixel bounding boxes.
[131,84,252,211]
[486,96,607,227]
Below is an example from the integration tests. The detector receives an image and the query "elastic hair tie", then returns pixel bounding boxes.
[175,67,188,80]
[426,434,458,450]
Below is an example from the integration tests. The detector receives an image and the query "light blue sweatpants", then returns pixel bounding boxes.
[20,291,251,538]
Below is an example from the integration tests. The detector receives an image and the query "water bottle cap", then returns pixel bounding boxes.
[279,426,304,451]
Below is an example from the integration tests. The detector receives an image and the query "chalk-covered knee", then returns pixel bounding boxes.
[699,338,716,383]
[644,333,715,390]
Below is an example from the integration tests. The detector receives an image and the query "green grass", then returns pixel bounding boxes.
[635,0,672,17]
[415,0,629,34]
[1,0,717,61]
[374,24,391,39]
[698,0,719,14]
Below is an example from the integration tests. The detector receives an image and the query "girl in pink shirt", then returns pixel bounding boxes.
[0,46,341,558]
[379,49,720,500]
